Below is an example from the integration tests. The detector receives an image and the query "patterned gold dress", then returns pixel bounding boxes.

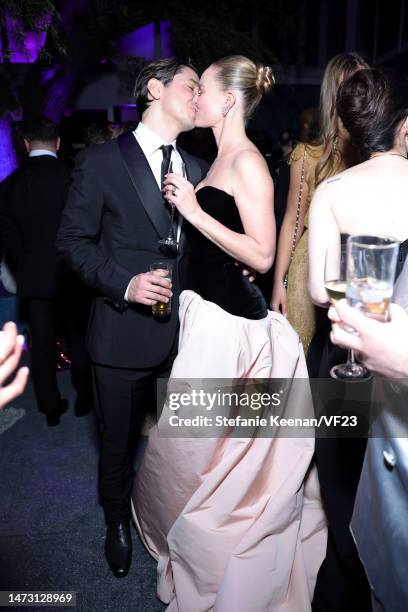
[287,142,324,355]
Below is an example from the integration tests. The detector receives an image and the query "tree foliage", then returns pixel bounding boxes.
[0,0,64,62]
[1,0,306,67]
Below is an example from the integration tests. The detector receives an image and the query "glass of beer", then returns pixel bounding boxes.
[346,235,400,321]
[150,261,173,318]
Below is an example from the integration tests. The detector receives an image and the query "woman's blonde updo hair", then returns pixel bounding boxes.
[212,55,275,119]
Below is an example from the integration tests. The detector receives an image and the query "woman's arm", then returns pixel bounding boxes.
[308,182,340,306]
[270,152,309,313]
[165,151,275,274]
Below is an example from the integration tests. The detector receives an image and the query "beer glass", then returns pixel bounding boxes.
[150,261,173,318]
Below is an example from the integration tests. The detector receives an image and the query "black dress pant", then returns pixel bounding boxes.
[26,297,93,414]
[27,299,61,414]
[310,333,372,612]
[92,337,178,524]
[312,437,372,612]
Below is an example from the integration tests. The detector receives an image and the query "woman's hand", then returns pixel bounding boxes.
[163,174,202,223]
[0,321,29,409]
[329,299,408,378]
[270,281,288,316]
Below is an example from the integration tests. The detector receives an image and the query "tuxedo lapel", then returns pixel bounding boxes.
[118,131,170,239]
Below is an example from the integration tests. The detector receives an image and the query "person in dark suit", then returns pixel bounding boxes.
[0,117,94,426]
[56,59,209,578]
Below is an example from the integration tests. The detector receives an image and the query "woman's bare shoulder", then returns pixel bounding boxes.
[232,147,269,174]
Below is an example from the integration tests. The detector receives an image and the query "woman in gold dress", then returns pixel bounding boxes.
[270,53,368,355]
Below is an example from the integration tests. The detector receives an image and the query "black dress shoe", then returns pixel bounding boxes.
[46,399,69,427]
[105,520,132,578]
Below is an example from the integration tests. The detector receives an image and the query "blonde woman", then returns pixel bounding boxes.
[271,53,368,356]
[132,56,327,611]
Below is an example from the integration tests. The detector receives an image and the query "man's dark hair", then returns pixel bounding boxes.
[20,117,59,142]
[337,68,408,157]
[132,58,197,116]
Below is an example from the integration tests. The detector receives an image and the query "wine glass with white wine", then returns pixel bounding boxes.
[325,239,368,379]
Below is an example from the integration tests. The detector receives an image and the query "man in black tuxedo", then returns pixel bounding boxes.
[57,59,208,578]
[0,117,93,426]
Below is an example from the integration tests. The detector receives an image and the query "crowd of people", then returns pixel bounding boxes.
[0,51,407,612]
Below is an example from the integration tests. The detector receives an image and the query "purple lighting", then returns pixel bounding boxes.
[114,21,172,60]
[0,117,18,181]
[116,22,156,60]
[0,13,49,63]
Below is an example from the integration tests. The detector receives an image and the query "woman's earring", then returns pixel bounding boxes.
[222,105,229,117]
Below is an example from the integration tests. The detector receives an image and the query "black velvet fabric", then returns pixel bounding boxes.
[184,186,268,320]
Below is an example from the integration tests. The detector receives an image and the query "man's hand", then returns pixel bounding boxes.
[127,271,172,306]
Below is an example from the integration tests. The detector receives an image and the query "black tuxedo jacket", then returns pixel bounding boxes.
[0,155,72,299]
[57,131,208,369]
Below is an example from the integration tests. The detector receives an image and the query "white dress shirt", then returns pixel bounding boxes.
[124,122,183,300]
[29,149,57,158]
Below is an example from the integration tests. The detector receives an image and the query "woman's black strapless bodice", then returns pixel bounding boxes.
[183,186,268,319]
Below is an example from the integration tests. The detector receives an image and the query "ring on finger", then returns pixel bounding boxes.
[172,186,177,196]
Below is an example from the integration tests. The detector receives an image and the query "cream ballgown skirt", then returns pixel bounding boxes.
[132,290,327,611]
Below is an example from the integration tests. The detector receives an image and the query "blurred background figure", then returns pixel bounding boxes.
[0,117,94,426]
[107,121,126,139]
[83,122,112,146]
[299,107,319,144]
[278,127,295,161]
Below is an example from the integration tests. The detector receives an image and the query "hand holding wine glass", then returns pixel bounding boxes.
[329,300,408,378]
